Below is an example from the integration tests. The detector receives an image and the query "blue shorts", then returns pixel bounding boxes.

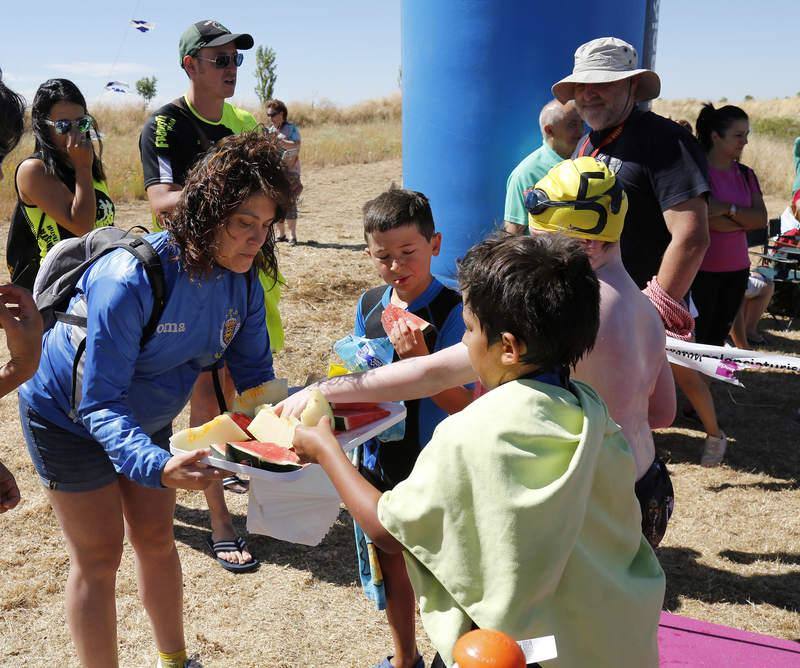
[18,398,172,493]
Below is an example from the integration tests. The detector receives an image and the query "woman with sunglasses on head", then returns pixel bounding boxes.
[18,131,290,668]
[266,99,302,245]
[9,78,114,290]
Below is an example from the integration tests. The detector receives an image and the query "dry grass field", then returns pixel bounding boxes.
[1,157,799,667]
[1,95,799,665]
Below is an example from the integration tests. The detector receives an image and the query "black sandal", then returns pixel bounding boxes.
[222,475,249,494]
[206,535,259,573]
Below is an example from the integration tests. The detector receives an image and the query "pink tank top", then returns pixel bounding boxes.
[700,163,761,273]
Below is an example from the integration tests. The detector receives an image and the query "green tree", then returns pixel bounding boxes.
[136,76,157,106]
[744,94,754,101]
[254,45,278,105]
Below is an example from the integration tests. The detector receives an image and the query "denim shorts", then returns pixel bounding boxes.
[18,398,172,493]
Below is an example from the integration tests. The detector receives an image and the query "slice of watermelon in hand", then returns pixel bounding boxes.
[380,303,431,338]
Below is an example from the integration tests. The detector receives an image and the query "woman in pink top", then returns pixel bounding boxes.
[682,103,767,466]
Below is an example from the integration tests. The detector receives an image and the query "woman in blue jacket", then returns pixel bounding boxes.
[18,131,290,668]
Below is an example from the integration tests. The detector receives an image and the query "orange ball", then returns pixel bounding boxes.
[452,629,527,668]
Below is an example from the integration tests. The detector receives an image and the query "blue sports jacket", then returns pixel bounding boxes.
[20,232,274,487]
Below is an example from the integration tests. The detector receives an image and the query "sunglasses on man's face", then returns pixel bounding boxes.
[266,111,281,117]
[43,115,94,135]
[195,53,244,69]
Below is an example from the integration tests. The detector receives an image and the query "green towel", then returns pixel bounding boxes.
[378,378,665,667]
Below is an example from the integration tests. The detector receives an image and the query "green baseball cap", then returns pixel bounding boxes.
[179,20,254,67]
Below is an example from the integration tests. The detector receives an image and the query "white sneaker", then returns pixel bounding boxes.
[701,432,727,467]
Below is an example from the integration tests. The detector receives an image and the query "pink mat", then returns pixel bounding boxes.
[659,612,800,666]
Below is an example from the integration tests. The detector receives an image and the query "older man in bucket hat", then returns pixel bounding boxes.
[554,37,723,466]
[554,37,709,316]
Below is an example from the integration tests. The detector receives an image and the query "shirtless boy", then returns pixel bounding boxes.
[280,157,676,547]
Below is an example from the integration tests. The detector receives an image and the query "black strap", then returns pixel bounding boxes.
[211,366,227,413]
[59,234,167,417]
[114,237,166,344]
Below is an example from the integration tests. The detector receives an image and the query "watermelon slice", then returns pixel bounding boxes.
[209,442,231,461]
[227,412,254,437]
[331,402,382,411]
[227,441,302,472]
[333,407,391,432]
[380,303,431,337]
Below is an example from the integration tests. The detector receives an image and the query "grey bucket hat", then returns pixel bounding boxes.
[552,37,661,104]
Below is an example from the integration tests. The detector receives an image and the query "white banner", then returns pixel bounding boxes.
[666,337,800,385]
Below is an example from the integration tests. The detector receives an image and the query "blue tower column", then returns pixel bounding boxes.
[402,0,658,280]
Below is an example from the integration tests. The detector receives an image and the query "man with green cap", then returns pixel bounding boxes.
[140,20,266,576]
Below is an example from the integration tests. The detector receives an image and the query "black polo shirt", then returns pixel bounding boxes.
[573,109,710,288]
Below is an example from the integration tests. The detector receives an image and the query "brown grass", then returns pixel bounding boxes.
[0,97,402,222]
[1,130,799,665]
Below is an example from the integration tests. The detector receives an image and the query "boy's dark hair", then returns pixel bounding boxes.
[0,68,25,165]
[362,187,435,241]
[458,233,600,370]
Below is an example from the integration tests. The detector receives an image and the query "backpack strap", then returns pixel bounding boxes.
[360,286,388,339]
[172,96,212,153]
[118,237,166,345]
[64,236,166,418]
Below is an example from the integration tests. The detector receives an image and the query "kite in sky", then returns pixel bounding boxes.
[130,20,155,33]
[105,81,130,93]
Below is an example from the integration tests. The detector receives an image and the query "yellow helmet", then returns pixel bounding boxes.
[525,157,627,242]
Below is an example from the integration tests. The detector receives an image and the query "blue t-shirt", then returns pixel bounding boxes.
[354,278,466,454]
[20,232,274,487]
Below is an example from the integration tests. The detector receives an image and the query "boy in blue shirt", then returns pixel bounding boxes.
[354,188,472,668]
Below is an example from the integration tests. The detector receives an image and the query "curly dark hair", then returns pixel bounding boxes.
[458,233,600,371]
[163,130,291,280]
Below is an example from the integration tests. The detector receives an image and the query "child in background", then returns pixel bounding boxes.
[355,187,472,668]
[293,233,665,668]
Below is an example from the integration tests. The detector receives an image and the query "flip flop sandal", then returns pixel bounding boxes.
[276,235,288,242]
[206,535,259,573]
[222,475,249,494]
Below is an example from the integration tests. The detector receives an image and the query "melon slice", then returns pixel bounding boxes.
[247,406,299,447]
[380,303,431,337]
[232,378,289,417]
[227,441,302,472]
[169,414,249,452]
[300,389,334,427]
[333,407,391,432]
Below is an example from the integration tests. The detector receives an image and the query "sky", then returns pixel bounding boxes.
[0,0,797,109]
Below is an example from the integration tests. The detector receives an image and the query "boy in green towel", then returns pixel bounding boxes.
[293,233,665,667]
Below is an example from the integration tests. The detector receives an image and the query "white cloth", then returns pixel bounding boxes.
[247,465,342,546]
[780,206,799,234]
